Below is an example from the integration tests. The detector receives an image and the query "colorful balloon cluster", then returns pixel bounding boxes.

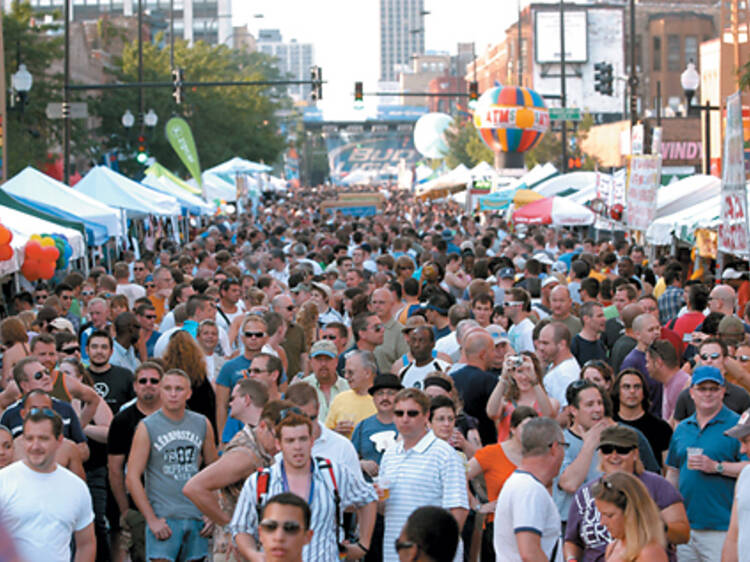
[0,223,13,261]
[21,234,72,281]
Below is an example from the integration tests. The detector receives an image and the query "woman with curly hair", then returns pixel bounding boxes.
[163,330,216,433]
[296,301,319,353]
[1,317,29,387]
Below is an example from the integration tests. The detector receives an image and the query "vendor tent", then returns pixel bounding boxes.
[0,200,86,277]
[144,163,202,195]
[206,157,272,184]
[2,167,122,245]
[532,171,599,198]
[141,174,214,216]
[189,173,238,202]
[76,166,181,217]
[512,196,595,226]
[655,174,721,218]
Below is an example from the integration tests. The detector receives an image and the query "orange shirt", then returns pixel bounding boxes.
[148,295,167,323]
[473,443,517,522]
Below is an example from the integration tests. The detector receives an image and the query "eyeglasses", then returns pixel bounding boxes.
[395,539,416,552]
[61,346,80,355]
[259,519,302,535]
[32,370,49,381]
[599,444,635,455]
[700,352,722,360]
[137,377,160,385]
[244,331,267,338]
[394,409,420,418]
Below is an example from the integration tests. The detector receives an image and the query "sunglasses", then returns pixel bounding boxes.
[144,314,157,320]
[321,334,338,340]
[279,407,317,421]
[35,295,48,302]
[285,305,295,311]
[259,519,302,535]
[248,367,267,374]
[700,352,721,360]
[394,409,420,418]
[244,331,266,338]
[32,370,49,380]
[137,377,160,385]
[61,346,80,355]
[739,355,750,363]
[599,444,635,455]
[144,283,155,289]
[26,407,57,420]
[81,290,94,296]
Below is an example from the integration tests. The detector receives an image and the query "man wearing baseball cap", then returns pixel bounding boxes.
[722,408,750,561]
[300,340,349,423]
[666,366,749,561]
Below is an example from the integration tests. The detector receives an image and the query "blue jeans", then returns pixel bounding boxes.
[145,517,208,562]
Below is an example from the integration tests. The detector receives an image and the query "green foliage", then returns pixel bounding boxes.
[91,32,289,177]
[525,112,600,171]
[445,116,492,168]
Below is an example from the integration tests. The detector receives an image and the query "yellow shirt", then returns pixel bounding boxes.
[325,390,377,438]
[653,277,666,298]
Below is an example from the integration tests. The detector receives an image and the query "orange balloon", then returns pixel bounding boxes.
[21,259,39,281]
[0,245,13,261]
[0,226,11,246]
[42,246,59,262]
[39,261,55,280]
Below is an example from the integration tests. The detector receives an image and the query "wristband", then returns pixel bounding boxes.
[356,541,369,554]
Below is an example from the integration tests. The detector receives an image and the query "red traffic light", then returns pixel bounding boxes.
[137,136,145,143]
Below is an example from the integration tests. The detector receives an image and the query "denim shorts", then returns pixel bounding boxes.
[145,517,208,562]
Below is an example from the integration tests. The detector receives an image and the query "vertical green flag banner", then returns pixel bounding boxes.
[166,117,202,189]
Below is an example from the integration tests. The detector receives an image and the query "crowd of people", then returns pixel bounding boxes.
[0,187,749,562]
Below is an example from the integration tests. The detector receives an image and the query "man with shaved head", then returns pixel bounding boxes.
[451,330,500,444]
[621,313,663,416]
[549,285,582,337]
[609,303,645,374]
[372,287,410,374]
[536,322,580,407]
[710,285,740,316]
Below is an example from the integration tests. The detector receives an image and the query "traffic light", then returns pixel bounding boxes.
[310,66,322,101]
[354,81,363,102]
[469,81,479,102]
[172,67,184,104]
[594,62,613,96]
[136,135,148,164]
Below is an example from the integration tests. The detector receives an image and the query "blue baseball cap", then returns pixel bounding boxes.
[691,365,725,387]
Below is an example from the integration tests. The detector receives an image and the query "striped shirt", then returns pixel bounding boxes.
[230,457,377,562]
[380,430,469,562]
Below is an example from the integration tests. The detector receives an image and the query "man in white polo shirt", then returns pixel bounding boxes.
[378,388,469,562]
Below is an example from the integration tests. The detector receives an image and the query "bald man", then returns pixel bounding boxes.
[609,303,645,374]
[450,330,500,444]
[550,285,582,337]
[620,313,663,417]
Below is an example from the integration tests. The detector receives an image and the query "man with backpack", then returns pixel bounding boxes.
[230,408,377,561]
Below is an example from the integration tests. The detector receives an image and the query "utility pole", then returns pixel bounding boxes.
[138,0,144,136]
[0,1,7,183]
[628,0,638,127]
[63,0,70,185]
[517,0,523,86]
[559,0,567,173]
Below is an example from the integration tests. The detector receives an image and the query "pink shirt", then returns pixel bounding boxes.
[663,369,691,420]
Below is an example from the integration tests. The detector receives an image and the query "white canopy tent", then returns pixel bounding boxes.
[655,174,721,219]
[141,174,214,216]
[418,164,471,193]
[532,171,599,198]
[205,157,272,176]
[2,167,123,242]
[188,173,238,202]
[0,203,86,277]
[75,166,181,217]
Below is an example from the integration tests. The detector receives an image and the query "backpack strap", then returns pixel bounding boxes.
[314,457,344,551]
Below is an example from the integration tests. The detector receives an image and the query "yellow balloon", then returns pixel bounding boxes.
[30,234,42,242]
[41,237,56,247]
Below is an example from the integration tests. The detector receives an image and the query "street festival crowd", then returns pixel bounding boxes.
[4,185,750,562]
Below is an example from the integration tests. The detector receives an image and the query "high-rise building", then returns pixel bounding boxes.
[12,0,233,47]
[379,0,426,82]
[257,29,314,103]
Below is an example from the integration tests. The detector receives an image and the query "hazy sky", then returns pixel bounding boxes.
[231,0,518,119]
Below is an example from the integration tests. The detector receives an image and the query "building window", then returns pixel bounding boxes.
[667,35,681,71]
[685,36,698,65]
[653,36,661,71]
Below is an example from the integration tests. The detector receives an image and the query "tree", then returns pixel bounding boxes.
[524,112,599,171]
[445,116,492,168]
[91,33,290,177]
[2,4,92,177]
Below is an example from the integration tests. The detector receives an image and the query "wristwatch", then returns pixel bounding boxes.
[716,462,724,474]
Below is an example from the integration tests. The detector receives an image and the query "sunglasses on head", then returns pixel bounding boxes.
[244,331,266,338]
[394,409,420,418]
[599,444,635,455]
[700,352,721,360]
[137,377,160,385]
[26,407,56,420]
[61,346,80,355]
[259,519,302,535]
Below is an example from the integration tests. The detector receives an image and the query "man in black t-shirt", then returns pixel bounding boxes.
[571,301,608,366]
[612,368,673,468]
[107,361,163,562]
[86,329,135,414]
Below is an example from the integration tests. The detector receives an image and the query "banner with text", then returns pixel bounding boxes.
[165,117,202,189]
[626,155,662,231]
[719,92,750,256]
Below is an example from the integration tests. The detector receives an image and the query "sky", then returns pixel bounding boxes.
[231,0,518,120]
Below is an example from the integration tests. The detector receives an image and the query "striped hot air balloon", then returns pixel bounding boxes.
[473,86,549,153]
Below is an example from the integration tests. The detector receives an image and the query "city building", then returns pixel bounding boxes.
[379,0,426,82]
[12,0,233,46]
[398,53,452,107]
[256,29,315,104]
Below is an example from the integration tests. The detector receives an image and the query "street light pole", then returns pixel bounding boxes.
[63,0,70,185]
[0,2,7,183]
[628,0,638,127]
[138,0,144,137]
[559,0,567,173]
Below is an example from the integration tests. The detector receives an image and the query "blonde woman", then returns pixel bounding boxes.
[592,472,668,562]
[486,351,558,442]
